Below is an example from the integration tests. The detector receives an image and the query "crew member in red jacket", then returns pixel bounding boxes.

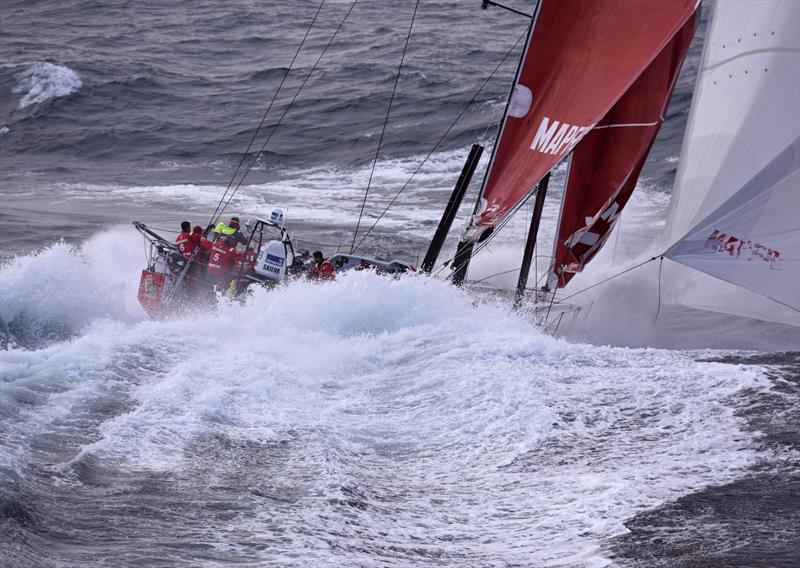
[201,235,242,290]
[175,221,196,260]
[191,225,203,246]
[308,250,335,281]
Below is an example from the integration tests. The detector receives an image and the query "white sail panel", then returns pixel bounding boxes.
[667,0,800,244]
[666,137,800,311]
[663,0,800,325]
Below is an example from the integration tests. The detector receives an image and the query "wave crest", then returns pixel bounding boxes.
[12,62,82,108]
[0,229,145,348]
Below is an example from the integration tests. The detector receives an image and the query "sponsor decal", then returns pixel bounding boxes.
[705,229,781,269]
[266,253,285,266]
[530,116,591,157]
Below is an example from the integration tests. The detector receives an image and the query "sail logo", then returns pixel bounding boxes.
[530,116,590,156]
[565,202,621,248]
[705,229,781,269]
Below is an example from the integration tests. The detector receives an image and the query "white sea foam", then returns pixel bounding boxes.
[0,245,780,565]
[12,62,82,108]
[0,228,146,345]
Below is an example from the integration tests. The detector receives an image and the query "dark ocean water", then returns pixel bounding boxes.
[1,0,521,185]
[1,1,799,566]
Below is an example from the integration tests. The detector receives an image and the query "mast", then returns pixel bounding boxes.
[513,172,550,309]
[421,144,484,274]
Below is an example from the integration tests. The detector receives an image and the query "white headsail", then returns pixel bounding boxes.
[664,0,800,325]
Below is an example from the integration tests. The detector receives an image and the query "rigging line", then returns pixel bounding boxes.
[557,255,660,303]
[541,276,558,325]
[147,226,180,234]
[591,120,660,130]
[219,8,357,222]
[350,0,420,254]
[217,0,358,223]
[653,255,664,323]
[210,0,327,226]
[431,179,536,279]
[549,312,566,337]
[350,28,528,253]
[431,191,523,280]
[468,254,555,285]
[432,199,521,280]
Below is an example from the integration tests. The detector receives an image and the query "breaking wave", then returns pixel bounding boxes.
[0,229,145,348]
[11,62,82,109]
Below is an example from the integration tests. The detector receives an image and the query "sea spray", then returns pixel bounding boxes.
[0,229,145,347]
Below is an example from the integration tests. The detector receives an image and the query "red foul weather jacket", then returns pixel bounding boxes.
[201,238,241,277]
[310,259,335,280]
[175,231,197,260]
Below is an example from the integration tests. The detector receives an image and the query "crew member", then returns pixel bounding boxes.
[175,221,196,260]
[190,225,203,247]
[201,235,242,290]
[191,226,210,278]
[212,216,248,244]
[181,225,208,296]
[308,250,335,281]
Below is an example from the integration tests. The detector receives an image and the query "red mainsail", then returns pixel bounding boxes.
[467,0,699,238]
[550,13,697,288]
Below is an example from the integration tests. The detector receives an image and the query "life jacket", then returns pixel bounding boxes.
[175,231,196,260]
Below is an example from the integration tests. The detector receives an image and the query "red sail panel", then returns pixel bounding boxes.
[551,13,697,288]
[470,0,698,235]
